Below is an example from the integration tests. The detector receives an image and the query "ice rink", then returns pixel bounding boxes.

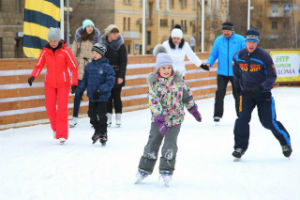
[0,87,299,200]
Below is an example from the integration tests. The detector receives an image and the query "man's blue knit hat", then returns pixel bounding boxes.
[245,28,260,43]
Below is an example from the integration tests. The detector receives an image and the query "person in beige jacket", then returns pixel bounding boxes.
[69,19,101,127]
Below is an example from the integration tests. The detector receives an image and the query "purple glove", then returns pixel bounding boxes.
[188,104,202,122]
[154,115,168,136]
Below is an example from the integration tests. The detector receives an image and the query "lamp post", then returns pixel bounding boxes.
[142,0,146,55]
[201,0,204,52]
[247,0,251,29]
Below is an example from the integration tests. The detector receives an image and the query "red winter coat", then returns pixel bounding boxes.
[31,41,78,88]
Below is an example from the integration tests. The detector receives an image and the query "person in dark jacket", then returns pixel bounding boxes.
[78,43,115,145]
[201,22,245,122]
[101,24,127,127]
[232,28,292,159]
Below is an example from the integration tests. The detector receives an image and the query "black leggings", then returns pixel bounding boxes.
[107,86,123,114]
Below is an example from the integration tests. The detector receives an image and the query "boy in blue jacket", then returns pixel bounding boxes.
[79,43,115,145]
[232,28,292,159]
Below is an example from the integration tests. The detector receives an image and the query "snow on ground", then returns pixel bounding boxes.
[0,87,299,200]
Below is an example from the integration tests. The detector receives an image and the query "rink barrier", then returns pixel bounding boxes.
[0,53,224,130]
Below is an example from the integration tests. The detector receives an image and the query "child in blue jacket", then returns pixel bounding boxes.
[79,43,115,145]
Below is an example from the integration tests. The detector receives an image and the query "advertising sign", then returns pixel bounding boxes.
[270,50,300,82]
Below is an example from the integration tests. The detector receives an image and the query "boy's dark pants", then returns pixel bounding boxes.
[138,123,181,175]
[234,92,291,151]
[88,101,107,137]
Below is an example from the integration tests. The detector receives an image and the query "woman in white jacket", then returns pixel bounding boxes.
[162,25,206,77]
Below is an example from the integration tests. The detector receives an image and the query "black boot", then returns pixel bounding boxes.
[282,145,292,158]
[100,132,107,145]
[91,131,101,144]
[232,148,245,159]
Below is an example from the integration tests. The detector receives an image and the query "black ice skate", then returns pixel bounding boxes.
[99,133,107,146]
[214,116,221,122]
[232,148,245,159]
[91,134,101,144]
[282,145,292,158]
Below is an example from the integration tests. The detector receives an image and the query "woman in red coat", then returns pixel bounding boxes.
[28,27,78,144]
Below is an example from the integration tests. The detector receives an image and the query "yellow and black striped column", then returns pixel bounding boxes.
[23,0,61,58]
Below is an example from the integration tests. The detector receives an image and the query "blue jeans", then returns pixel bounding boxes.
[72,80,83,117]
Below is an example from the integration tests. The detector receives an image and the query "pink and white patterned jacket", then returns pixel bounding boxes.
[147,71,195,127]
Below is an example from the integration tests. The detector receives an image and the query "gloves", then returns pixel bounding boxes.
[71,85,77,94]
[200,64,210,71]
[154,115,168,136]
[93,90,101,100]
[27,76,35,86]
[248,85,264,97]
[188,104,202,122]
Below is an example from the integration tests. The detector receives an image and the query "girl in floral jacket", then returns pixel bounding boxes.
[135,45,202,186]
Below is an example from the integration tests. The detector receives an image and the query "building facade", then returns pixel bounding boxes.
[0,0,299,58]
[0,0,24,58]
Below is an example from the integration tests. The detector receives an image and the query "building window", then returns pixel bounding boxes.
[127,44,131,54]
[0,38,2,58]
[272,21,278,29]
[179,0,187,9]
[128,17,131,30]
[123,0,131,5]
[160,19,168,27]
[16,0,22,13]
[147,31,151,45]
[123,17,126,31]
[283,21,289,31]
[171,20,174,30]
[149,3,153,20]
[180,0,184,9]
[181,20,187,32]
[271,4,278,14]
[191,21,195,33]
[256,20,262,29]
[171,0,174,8]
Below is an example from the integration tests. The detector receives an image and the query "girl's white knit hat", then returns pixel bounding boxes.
[171,28,183,39]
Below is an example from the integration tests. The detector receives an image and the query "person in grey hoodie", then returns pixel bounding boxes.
[69,19,101,128]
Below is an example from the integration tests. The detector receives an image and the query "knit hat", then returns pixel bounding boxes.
[153,44,167,58]
[171,28,183,39]
[156,53,173,72]
[92,43,107,56]
[82,19,95,30]
[104,24,119,35]
[245,28,260,43]
[222,22,234,30]
[48,27,61,41]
